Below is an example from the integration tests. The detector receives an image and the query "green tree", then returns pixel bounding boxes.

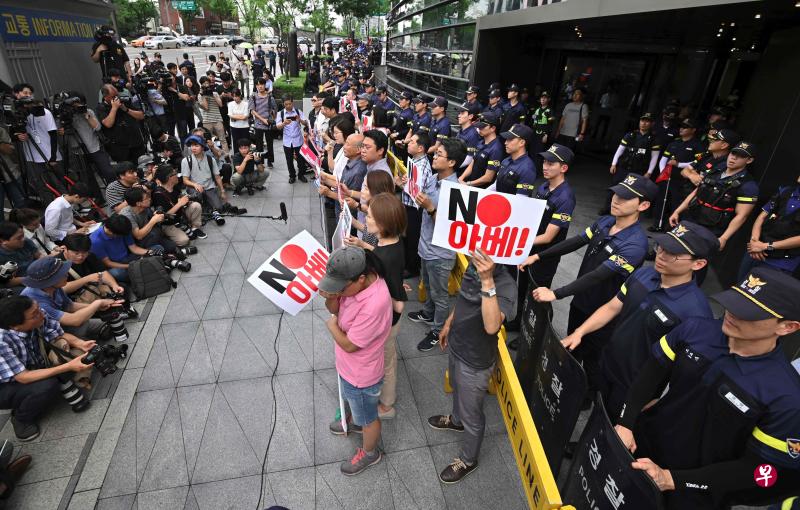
[198,0,236,20]
[262,0,305,42]
[113,0,159,36]
[329,0,384,20]
[306,2,335,38]
[233,0,266,40]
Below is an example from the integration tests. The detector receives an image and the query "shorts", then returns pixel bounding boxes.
[340,375,382,427]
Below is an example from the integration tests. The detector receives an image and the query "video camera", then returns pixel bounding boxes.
[93,25,116,46]
[0,95,45,135]
[51,91,87,127]
[132,69,172,97]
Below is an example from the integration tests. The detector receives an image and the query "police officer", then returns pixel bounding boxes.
[374,85,394,111]
[455,102,482,175]
[494,124,536,195]
[614,266,800,509]
[529,173,656,391]
[561,221,717,417]
[459,112,504,188]
[390,91,415,157]
[742,174,800,278]
[482,89,504,119]
[401,95,431,146]
[650,118,706,231]
[676,128,737,211]
[464,85,482,112]
[427,96,451,155]
[604,113,661,214]
[530,91,555,161]
[499,84,527,133]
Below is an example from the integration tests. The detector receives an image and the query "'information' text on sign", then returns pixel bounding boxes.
[431,181,546,264]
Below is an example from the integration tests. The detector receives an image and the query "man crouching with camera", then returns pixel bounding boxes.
[0,295,95,441]
[151,165,207,240]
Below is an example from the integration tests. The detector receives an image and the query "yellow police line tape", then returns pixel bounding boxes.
[442,254,572,510]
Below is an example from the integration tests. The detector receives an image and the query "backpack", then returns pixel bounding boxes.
[128,256,175,298]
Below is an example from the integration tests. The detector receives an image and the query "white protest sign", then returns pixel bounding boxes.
[330,204,353,250]
[403,156,422,208]
[431,180,547,264]
[247,230,329,315]
[333,147,347,182]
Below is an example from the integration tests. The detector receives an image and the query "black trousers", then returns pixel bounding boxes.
[0,377,60,424]
[568,305,616,392]
[404,205,422,275]
[230,127,251,149]
[283,145,307,178]
[252,128,275,164]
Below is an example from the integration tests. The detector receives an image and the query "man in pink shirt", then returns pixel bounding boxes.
[319,246,393,475]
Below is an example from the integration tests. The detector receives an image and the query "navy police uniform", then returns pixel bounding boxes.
[687,165,759,236]
[429,116,451,144]
[496,124,537,195]
[756,184,800,274]
[500,100,527,133]
[615,128,661,179]
[411,110,431,135]
[662,132,706,213]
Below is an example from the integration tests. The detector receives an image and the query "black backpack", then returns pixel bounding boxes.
[128,256,175,298]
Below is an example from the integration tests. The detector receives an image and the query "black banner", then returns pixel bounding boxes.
[513,289,552,398]
[561,395,665,510]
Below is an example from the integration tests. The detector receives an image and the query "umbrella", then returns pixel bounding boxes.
[237,42,253,49]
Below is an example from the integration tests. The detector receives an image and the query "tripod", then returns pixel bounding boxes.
[61,124,106,202]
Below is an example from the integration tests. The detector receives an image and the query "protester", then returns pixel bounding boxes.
[395,132,432,278]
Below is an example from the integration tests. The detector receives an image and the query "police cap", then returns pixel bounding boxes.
[466,85,479,95]
[639,112,655,121]
[507,83,521,92]
[411,95,427,104]
[457,102,480,116]
[539,143,574,165]
[488,90,502,99]
[680,118,697,129]
[399,91,414,101]
[712,266,800,321]
[652,221,719,259]
[474,112,501,129]
[428,96,448,109]
[731,141,755,158]
[500,124,533,144]
[609,173,659,202]
[712,128,741,147]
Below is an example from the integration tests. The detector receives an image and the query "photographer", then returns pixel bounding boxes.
[181,135,228,226]
[59,91,115,185]
[216,72,236,144]
[0,295,94,441]
[276,95,310,183]
[249,78,277,168]
[97,84,146,163]
[90,26,131,81]
[231,138,268,195]
[152,165,206,240]
[0,221,42,287]
[143,76,169,137]
[89,214,157,283]
[120,187,193,254]
[175,74,198,143]
[104,161,139,213]
[197,77,229,155]
[0,125,25,211]
[12,83,66,205]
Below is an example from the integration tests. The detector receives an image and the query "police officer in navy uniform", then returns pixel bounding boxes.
[459,111,505,188]
[464,85,482,112]
[561,221,718,417]
[374,85,394,111]
[427,96,451,155]
[530,91,555,161]
[603,112,661,214]
[455,102,482,176]
[677,128,738,208]
[654,108,680,150]
[494,124,537,195]
[529,173,656,391]
[482,89,504,119]
[614,266,800,509]
[390,91,415,157]
[401,95,431,146]
[499,84,527,134]
[741,173,800,278]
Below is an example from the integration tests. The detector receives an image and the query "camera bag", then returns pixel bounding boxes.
[128,256,175,299]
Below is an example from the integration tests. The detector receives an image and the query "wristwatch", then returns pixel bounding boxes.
[767,242,774,252]
[480,287,497,298]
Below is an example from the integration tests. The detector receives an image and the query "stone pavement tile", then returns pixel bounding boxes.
[175,384,215,479]
[190,474,261,510]
[313,369,360,465]
[125,294,170,370]
[202,275,237,320]
[99,400,137,499]
[312,308,336,371]
[183,489,199,510]
[161,321,201,383]
[395,307,442,361]
[385,447,446,510]
[253,219,291,242]
[194,241,229,273]
[403,355,460,447]
[96,494,136,510]
[138,333,175,392]
[17,435,88,485]
[276,371,315,466]
[199,318,233,379]
[315,457,392,510]
[267,466,316,509]
[247,239,288,273]
[138,392,189,492]
[5,476,70,510]
[223,241,251,274]
[236,276,284,316]
[217,321,272,382]
[134,485,189,510]
[134,389,174,485]
[182,250,218,277]
[67,489,99,510]
[161,284,200,324]
[180,275,218,318]
[278,310,316,372]
[176,325,217,387]
[39,397,110,442]
[190,385,262,484]
[379,360,428,454]
[430,436,527,510]
[236,314,313,375]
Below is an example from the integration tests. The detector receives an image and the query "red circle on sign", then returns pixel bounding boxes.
[476,194,512,227]
[753,464,777,488]
[279,244,308,269]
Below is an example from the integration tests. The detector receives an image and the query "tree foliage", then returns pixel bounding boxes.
[114,0,159,36]
[306,2,335,37]
[262,0,306,41]
[329,0,385,20]
[233,0,266,39]
[198,0,237,19]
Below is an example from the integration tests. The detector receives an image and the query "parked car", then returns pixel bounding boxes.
[183,35,201,46]
[131,36,151,48]
[228,36,247,47]
[145,35,181,49]
[200,35,229,47]
[324,37,344,47]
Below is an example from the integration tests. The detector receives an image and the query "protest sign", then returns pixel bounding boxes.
[331,205,353,250]
[247,231,329,315]
[351,99,360,123]
[300,143,321,179]
[403,157,422,208]
[561,396,665,510]
[361,113,373,132]
[431,181,547,264]
[339,96,348,113]
[333,146,347,182]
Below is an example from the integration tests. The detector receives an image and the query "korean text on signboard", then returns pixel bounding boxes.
[0,7,107,43]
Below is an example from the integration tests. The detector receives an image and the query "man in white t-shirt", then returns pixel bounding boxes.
[555,88,589,151]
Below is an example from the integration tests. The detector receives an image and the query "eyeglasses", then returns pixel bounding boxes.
[655,246,695,262]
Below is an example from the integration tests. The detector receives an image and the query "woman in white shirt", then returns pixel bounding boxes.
[227,88,251,150]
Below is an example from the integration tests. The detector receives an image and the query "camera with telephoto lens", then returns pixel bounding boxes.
[99,310,129,342]
[52,91,88,127]
[248,145,266,160]
[93,25,116,45]
[154,206,178,225]
[163,253,191,272]
[0,261,18,283]
[1,95,42,135]
[82,343,128,376]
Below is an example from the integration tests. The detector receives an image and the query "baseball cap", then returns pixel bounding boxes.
[712,128,740,146]
[712,266,800,321]
[457,102,480,116]
[411,95,426,104]
[475,111,501,129]
[185,134,205,146]
[376,84,388,93]
[399,91,414,101]
[317,246,366,293]
[731,141,755,158]
[609,173,659,202]
[680,118,697,129]
[137,154,155,169]
[500,124,533,144]
[22,257,71,289]
[507,83,521,92]
[489,82,501,91]
[428,96,448,109]
[539,143,574,164]
[466,85,479,94]
[488,90,501,99]
[652,221,719,259]
[640,112,654,121]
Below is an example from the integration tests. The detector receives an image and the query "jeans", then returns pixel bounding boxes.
[448,351,493,464]
[339,375,382,427]
[0,180,26,211]
[0,377,60,424]
[420,257,455,333]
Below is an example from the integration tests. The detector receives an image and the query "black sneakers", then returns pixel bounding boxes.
[289,176,296,184]
[10,417,39,442]
[192,228,208,239]
[298,174,308,183]
[417,331,439,352]
[439,458,478,484]
[212,211,225,226]
[427,415,464,432]
[407,311,434,326]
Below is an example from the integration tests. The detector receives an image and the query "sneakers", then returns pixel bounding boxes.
[192,228,208,239]
[329,417,362,435]
[340,447,382,476]
[439,458,478,484]
[407,311,434,326]
[10,417,39,442]
[298,174,308,183]
[417,331,439,352]
[427,415,464,432]
[232,187,243,197]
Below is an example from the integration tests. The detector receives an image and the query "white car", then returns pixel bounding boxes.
[144,35,181,49]
[201,35,229,47]
[259,36,278,52]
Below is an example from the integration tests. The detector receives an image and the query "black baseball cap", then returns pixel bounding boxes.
[539,143,574,164]
[466,85,479,95]
[489,82,501,90]
[475,111,501,129]
[640,112,654,121]
[457,102,480,116]
[609,173,659,202]
[712,128,740,146]
[428,96,448,109]
[507,83,521,92]
[652,221,719,259]
[500,124,533,144]
[731,141,755,158]
[712,266,800,321]
[680,118,697,129]
[411,95,426,104]
[376,84,388,93]
[488,90,502,99]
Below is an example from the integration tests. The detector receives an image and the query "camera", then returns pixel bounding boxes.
[99,310,129,342]
[82,343,128,377]
[0,95,43,135]
[93,25,116,45]
[248,145,266,160]
[51,91,87,127]
[154,206,178,225]
[163,253,191,272]
[0,261,18,283]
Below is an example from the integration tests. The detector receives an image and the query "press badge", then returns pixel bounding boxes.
[724,391,750,413]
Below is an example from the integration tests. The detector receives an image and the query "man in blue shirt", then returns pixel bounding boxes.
[90,214,154,283]
[561,221,718,417]
[455,102,482,177]
[494,124,537,195]
[460,112,505,188]
[427,96,451,156]
[409,139,467,351]
[614,266,800,509]
[530,173,657,391]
